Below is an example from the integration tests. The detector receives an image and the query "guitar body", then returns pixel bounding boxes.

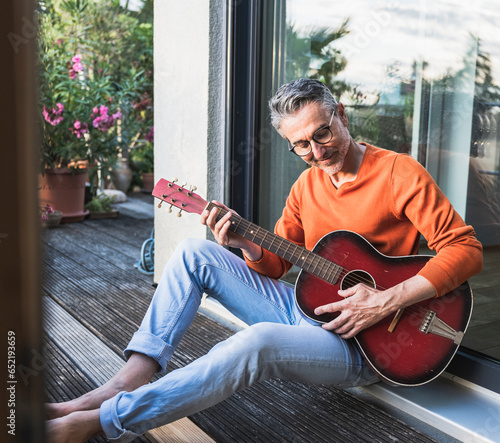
[295,230,473,386]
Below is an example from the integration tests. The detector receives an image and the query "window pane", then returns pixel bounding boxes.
[258,0,500,361]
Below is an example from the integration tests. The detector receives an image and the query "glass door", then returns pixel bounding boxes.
[256,0,500,365]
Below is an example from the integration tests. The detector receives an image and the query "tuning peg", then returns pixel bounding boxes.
[157,200,163,208]
[172,178,178,183]
[188,185,197,196]
[168,204,173,213]
[177,210,182,217]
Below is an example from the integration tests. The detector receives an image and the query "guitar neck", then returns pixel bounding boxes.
[206,202,342,285]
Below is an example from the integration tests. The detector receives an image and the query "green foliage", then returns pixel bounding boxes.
[130,142,154,174]
[84,193,115,213]
[286,19,352,100]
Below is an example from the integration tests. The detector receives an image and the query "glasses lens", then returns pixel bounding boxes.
[292,142,311,156]
[313,127,333,144]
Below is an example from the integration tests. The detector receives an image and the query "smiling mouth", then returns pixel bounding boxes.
[316,151,335,162]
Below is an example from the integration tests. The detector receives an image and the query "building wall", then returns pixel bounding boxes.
[154,0,226,281]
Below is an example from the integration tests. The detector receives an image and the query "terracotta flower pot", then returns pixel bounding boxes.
[141,172,155,193]
[39,168,89,223]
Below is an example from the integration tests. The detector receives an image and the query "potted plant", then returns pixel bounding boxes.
[37,0,152,220]
[40,204,63,228]
[85,193,119,219]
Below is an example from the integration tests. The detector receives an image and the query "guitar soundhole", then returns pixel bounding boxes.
[341,270,376,291]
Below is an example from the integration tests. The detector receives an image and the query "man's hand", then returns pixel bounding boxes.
[201,200,263,261]
[314,283,390,339]
[314,275,436,339]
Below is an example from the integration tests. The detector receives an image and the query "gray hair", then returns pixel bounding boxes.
[268,79,338,133]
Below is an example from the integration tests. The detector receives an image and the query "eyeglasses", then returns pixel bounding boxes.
[288,109,337,157]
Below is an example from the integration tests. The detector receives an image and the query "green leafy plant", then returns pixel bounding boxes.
[37,0,153,189]
[84,193,115,213]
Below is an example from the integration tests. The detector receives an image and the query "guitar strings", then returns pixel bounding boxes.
[211,204,431,318]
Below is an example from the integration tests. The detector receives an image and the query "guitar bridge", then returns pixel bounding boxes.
[419,311,464,345]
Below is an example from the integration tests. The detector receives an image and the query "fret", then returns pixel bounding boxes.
[278,237,286,254]
[242,222,257,242]
[289,244,299,263]
[326,261,339,285]
[231,217,242,233]
[268,235,276,253]
[310,255,319,275]
[260,230,270,249]
[250,225,259,242]
[282,241,292,261]
[255,227,264,245]
[242,221,250,237]
[216,207,224,221]
[298,249,309,268]
[322,261,332,284]
[305,252,315,271]
[319,258,329,281]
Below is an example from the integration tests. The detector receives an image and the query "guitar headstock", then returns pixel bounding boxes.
[152,178,208,216]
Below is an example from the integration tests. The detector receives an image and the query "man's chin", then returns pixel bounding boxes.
[316,158,344,175]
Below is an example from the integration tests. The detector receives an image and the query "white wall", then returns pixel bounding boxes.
[154,0,227,281]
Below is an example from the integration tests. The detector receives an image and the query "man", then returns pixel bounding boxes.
[47,79,482,442]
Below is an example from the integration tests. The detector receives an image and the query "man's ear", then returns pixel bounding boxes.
[336,103,349,126]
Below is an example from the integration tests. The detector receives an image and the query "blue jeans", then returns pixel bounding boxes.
[100,239,378,441]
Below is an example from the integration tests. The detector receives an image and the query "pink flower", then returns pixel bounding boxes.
[69,120,88,138]
[145,126,154,143]
[43,103,64,126]
[68,55,83,78]
[133,93,151,111]
[90,104,120,132]
[40,204,53,222]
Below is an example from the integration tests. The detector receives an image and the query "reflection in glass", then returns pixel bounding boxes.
[257,0,500,361]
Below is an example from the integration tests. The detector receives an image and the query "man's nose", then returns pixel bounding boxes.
[310,140,326,158]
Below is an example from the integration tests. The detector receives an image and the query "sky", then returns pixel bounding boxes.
[286,0,500,101]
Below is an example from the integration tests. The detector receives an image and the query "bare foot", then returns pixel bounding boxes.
[45,352,157,419]
[45,380,124,420]
[45,402,73,420]
[46,410,102,443]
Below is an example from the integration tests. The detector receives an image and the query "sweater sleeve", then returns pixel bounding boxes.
[392,155,483,296]
[244,177,306,279]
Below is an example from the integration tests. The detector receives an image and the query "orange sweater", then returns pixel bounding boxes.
[245,144,483,297]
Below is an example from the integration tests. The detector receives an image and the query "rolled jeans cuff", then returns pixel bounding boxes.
[100,392,140,442]
[124,330,173,373]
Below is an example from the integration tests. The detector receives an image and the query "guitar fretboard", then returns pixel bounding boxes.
[206,202,342,285]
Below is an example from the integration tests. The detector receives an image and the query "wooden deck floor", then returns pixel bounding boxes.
[43,193,445,442]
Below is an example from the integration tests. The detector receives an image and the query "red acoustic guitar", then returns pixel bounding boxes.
[153,178,473,387]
